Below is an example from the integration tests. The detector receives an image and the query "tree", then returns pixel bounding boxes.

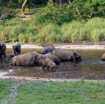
[20,0,27,15]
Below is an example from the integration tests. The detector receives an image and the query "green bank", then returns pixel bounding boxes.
[1,0,105,44]
[0,80,105,104]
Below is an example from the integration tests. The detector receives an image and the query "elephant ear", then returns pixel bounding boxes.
[72,51,78,61]
[33,55,38,65]
[73,51,77,57]
[73,51,82,62]
[34,55,39,61]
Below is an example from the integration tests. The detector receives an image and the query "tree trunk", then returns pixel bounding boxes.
[20,0,27,15]
[68,0,71,4]
[59,0,62,7]
[52,0,54,5]
[9,0,12,4]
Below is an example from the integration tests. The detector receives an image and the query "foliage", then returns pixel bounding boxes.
[1,13,105,44]
[35,2,70,25]
[0,0,48,8]
[67,0,105,20]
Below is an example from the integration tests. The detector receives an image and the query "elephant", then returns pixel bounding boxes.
[36,57,56,71]
[13,41,21,55]
[41,44,55,54]
[51,48,82,62]
[0,43,6,59]
[10,52,38,66]
[101,53,105,61]
[33,52,60,65]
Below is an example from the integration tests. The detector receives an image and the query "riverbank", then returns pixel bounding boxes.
[1,76,105,83]
[6,44,105,50]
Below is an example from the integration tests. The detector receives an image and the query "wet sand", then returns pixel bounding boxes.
[6,44,105,50]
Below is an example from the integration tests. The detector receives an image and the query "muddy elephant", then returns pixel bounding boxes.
[13,41,21,55]
[41,44,55,54]
[10,52,38,66]
[101,53,105,61]
[0,43,6,59]
[51,49,82,62]
[34,52,60,65]
[36,57,56,71]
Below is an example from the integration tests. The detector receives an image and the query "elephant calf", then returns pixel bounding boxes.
[13,41,21,55]
[52,48,82,62]
[37,57,56,71]
[0,43,6,59]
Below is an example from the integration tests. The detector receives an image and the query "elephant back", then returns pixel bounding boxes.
[41,44,55,54]
[43,53,60,65]
[52,49,70,61]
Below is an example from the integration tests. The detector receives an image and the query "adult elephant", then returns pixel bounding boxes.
[13,41,21,55]
[51,48,82,62]
[10,52,38,66]
[41,44,55,54]
[0,43,6,59]
[101,53,105,61]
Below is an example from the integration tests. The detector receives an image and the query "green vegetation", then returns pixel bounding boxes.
[1,16,105,44]
[1,80,105,104]
[0,0,105,44]
[0,80,13,102]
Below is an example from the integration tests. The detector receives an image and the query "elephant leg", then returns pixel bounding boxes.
[14,50,17,55]
[30,57,35,66]
[3,52,6,58]
[16,48,19,55]
[47,66,50,71]
[0,53,2,61]
[42,66,45,69]
[18,48,21,55]
[14,47,18,55]
[42,65,46,70]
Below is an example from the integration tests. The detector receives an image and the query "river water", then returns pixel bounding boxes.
[0,48,105,80]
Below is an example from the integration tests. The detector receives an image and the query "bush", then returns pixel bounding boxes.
[35,1,71,25]
[67,0,105,20]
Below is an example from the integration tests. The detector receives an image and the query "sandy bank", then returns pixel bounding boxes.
[1,76,105,83]
[6,44,105,50]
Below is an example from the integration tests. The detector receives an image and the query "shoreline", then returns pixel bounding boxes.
[6,44,105,50]
[1,76,105,82]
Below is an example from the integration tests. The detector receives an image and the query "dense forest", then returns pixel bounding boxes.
[0,0,105,44]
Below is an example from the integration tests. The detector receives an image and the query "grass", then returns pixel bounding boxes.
[0,80,13,102]
[0,80,105,103]
[17,81,105,104]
